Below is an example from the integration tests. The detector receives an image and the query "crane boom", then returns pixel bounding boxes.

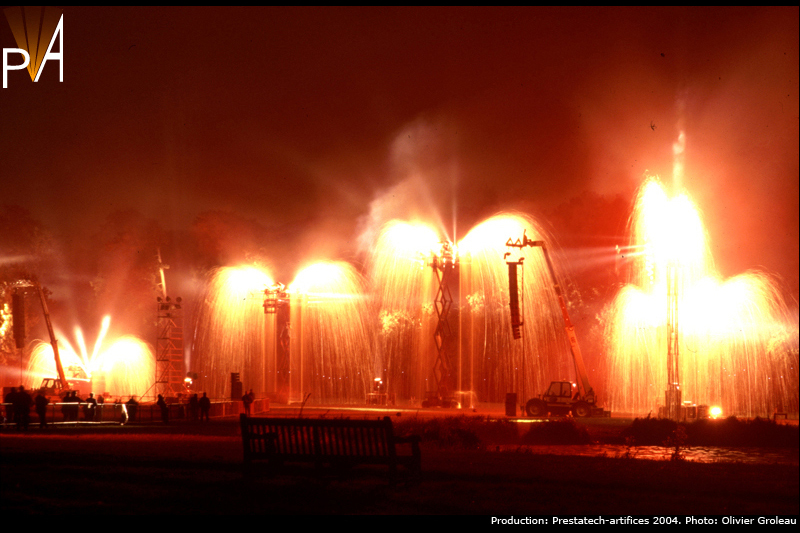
[35,282,68,390]
[529,240,594,401]
[505,234,595,402]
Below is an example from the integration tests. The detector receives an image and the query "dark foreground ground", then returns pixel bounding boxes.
[1,416,798,516]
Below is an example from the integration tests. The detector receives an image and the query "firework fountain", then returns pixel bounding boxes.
[368,220,439,404]
[189,212,578,407]
[191,262,373,403]
[180,170,798,415]
[368,214,575,406]
[191,266,273,401]
[26,315,155,399]
[606,178,799,417]
[458,214,573,405]
[288,261,372,404]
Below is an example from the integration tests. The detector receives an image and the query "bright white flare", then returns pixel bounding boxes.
[26,316,154,398]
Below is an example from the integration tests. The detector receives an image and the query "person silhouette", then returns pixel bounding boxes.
[14,386,32,430]
[125,396,139,424]
[188,393,199,422]
[83,393,97,421]
[96,394,105,421]
[199,392,211,422]
[242,389,253,416]
[5,387,19,426]
[34,389,50,428]
[67,391,82,422]
[157,394,169,424]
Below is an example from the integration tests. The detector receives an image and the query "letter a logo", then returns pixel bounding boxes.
[3,6,63,88]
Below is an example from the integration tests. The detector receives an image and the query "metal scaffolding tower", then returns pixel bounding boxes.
[155,296,184,398]
[264,284,291,403]
[425,242,458,408]
[665,263,682,420]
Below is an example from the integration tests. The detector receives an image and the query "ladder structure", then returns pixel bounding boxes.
[264,284,291,403]
[155,296,184,398]
[665,263,682,420]
[426,242,459,407]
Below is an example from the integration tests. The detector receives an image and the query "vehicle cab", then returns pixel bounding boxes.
[543,381,577,405]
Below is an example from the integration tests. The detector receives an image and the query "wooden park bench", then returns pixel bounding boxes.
[239,414,421,481]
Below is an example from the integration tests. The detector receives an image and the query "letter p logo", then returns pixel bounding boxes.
[3,47,29,88]
[3,6,63,88]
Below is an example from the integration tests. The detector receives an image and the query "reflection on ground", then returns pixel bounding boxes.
[494,444,799,465]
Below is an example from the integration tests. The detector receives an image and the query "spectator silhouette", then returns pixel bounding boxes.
[14,386,32,430]
[157,394,169,424]
[242,389,253,416]
[125,396,139,424]
[188,393,199,422]
[5,387,19,426]
[96,395,105,421]
[67,391,82,422]
[34,389,49,428]
[83,393,97,421]
[60,391,70,422]
[199,392,211,422]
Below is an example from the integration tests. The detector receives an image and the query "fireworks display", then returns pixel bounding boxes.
[190,266,274,402]
[1,9,795,417]
[186,213,581,406]
[25,316,154,399]
[8,185,797,417]
[606,179,799,416]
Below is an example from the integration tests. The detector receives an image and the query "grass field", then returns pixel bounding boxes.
[1,416,797,515]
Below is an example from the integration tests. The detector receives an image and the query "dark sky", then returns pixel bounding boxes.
[2,7,798,301]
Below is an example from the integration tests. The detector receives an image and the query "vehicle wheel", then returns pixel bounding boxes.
[572,401,591,418]
[525,399,547,417]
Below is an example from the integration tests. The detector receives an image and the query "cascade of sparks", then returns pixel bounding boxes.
[606,178,799,417]
[366,214,573,404]
[368,220,440,402]
[458,213,572,404]
[191,265,274,400]
[191,215,580,406]
[288,261,372,403]
[192,262,372,403]
[187,189,797,415]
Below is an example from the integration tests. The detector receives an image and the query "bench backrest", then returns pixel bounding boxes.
[241,415,398,459]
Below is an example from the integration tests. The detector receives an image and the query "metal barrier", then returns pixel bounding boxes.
[1,397,271,427]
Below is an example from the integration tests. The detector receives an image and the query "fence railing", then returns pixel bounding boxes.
[0,397,270,427]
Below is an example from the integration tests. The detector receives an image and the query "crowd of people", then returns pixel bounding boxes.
[2,386,108,429]
[3,386,256,429]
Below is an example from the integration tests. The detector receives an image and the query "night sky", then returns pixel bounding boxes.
[2,7,798,328]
